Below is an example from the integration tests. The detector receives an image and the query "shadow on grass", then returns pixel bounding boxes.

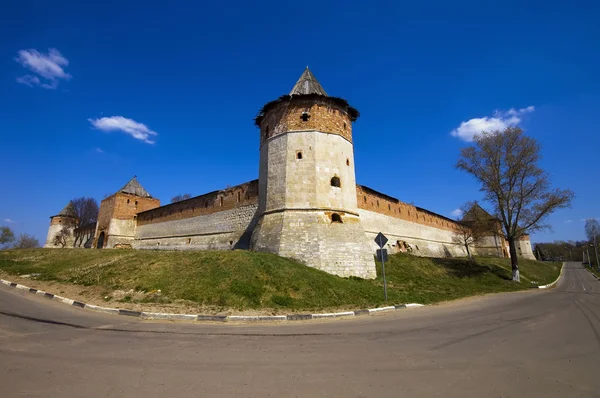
[430,257,512,280]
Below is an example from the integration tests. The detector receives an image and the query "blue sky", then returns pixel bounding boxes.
[1,1,598,245]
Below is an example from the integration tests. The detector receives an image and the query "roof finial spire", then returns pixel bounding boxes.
[289,67,328,96]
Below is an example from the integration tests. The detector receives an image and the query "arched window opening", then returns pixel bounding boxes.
[346,158,350,166]
[220,196,223,207]
[237,191,241,202]
[297,151,303,160]
[127,199,130,204]
[331,176,341,188]
[331,213,343,223]
[363,195,367,203]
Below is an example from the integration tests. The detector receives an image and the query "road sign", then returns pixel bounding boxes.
[375,232,388,248]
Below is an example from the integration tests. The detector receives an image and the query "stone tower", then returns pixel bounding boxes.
[93,177,160,249]
[44,202,78,248]
[250,68,376,279]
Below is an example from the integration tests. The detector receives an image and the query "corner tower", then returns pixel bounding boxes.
[250,68,376,279]
[44,202,78,248]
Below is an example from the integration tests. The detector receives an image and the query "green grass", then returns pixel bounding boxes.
[0,249,561,312]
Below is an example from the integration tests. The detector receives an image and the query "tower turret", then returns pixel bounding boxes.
[250,68,376,279]
[44,202,79,248]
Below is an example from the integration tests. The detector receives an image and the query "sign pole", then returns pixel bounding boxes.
[382,255,388,301]
[374,232,389,302]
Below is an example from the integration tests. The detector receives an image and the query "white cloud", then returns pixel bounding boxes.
[451,208,463,218]
[95,147,104,154]
[565,219,573,224]
[451,106,535,142]
[16,75,41,87]
[89,116,158,144]
[15,48,71,89]
[3,218,14,223]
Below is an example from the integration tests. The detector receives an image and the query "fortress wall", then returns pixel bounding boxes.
[134,203,258,251]
[356,185,460,232]
[136,180,258,226]
[357,208,468,257]
[472,235,506,257]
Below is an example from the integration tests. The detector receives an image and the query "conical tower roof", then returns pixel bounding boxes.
[119,177,152,198]
[55,202,77,218]
[289,67,328,96]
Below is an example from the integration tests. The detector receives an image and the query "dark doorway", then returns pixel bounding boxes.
[96,232,105,249]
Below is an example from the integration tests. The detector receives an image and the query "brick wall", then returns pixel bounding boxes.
[137,180,258,226]
[259,99,353,145]
[112,193,160,220]
[94,193,160,248]
[356,185,460,232]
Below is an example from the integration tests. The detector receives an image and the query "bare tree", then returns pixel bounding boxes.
[452,202,494,261]
[53,227,71,248]
[171,193,192,203]
[456,127,574,282]
[585,219,600,269]
[13,234,40,249]
[0,226,15,248]
[71,197,99,227]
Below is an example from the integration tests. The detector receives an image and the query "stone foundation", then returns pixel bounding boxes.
[251,210,376,279]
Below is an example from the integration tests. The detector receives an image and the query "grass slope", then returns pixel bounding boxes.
[0,249,561,312]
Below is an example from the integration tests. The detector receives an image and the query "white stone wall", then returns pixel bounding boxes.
[516,239,536,260]
[252,130,376,279]
[253,211,376,279]
[44,220,76,248]
[473,235,505,257]
[258,131,358,212]
[134,204,258,250]
[357,209,468,257]
[104,219,136,248]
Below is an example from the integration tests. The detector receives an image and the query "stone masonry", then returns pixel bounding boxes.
[45,67,536,277]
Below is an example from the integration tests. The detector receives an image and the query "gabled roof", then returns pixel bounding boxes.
[463,203,497,222]
[289,67,328,96]
[55,202,77,218]
[118,177,152,198]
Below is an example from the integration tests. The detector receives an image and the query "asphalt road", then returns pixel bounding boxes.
[1,262,598,397]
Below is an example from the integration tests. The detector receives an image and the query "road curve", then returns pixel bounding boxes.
[1,262,598,397]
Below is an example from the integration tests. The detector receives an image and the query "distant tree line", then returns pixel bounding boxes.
[534,239,597,265]
[0,226,39,249]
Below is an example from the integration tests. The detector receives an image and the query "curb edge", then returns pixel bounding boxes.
[0,278,425,323]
